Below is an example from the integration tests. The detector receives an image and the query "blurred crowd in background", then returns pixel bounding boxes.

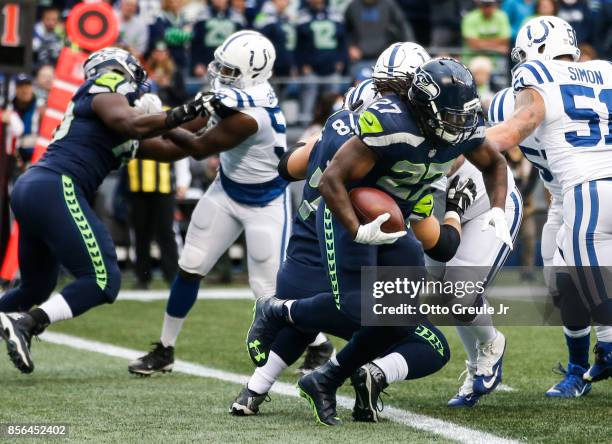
[2,0,611,286]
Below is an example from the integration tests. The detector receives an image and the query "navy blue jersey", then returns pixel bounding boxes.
[295,8,346,76]
[355,95,485,217]
[35,72,140,200]
[147,12,190,68]
[190,8,245,72]
[286,109,358,267]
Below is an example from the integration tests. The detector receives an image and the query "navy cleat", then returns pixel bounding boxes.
[583,341,612,383]
[297,340,335,375]
[350,363,388,422]
[473,332,506,395]
[229,386,270,416]
[246,297,287,367]
[128,342,174,376]
[448,361,481,408]
[546,363,591,398]
[297,361,343,426]
[0,312,37,374]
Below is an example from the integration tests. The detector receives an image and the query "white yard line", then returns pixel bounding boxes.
[41,331,521,444]
[117,286,547,302]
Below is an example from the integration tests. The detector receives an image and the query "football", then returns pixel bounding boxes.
[349,187,405,233]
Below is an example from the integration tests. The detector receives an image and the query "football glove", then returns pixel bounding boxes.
[165,97,206,128]
[354,213,407,245]
[445,176,477,219]
[481,206,513,248]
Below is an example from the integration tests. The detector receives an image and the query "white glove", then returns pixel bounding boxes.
[354,213,407,245]
[135,93,163,113]
[481,206,513,249]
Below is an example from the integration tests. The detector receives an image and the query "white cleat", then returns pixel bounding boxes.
[473,332,506,395]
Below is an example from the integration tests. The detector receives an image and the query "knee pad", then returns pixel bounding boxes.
[179,243,209,275]
[247,228,275,263]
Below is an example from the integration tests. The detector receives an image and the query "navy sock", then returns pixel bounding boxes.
[565,327,590,369]
[166,274,201,318]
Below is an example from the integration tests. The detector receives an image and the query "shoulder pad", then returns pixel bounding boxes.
[89,72,135,96]
[487,88,513,125]
[512,60,554,93]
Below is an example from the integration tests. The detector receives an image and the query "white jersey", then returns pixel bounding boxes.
[488,87,563,203]
[512,59,612,194]
[448,158,515,222]
[208,80,287,205]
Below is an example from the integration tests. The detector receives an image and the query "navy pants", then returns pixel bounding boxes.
[0,168,121,316]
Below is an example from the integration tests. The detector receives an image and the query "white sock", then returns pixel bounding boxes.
[247,351,288,394]
[160,313,185,348]
[472,325,498,346]
[309,333,328,347]
[595,325,612,342]
[455,325,478,365]
[563,326,591,338]
[372,352,409,384]
[39,294,73,324]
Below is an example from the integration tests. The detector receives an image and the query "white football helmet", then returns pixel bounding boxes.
[511,16,580,65]
[209,30,276,89]
[343,79,378,114]
[372,42,431,81]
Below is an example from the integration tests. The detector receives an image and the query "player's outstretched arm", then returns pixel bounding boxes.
[91,93,203,140]
[318,136,377,238]
[136,134,192,162]
[486,88,545,152]
[162,112,258,160]
[278,133,319,181]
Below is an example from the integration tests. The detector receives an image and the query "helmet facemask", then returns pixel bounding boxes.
[208,57,243,87]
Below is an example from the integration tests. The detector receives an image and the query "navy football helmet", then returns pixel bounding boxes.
[83,47,148,92]
[408,58,482,145]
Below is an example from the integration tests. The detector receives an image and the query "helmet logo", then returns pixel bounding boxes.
[413,70,440,99]
[250,49,269,72]
[526,19,549,45]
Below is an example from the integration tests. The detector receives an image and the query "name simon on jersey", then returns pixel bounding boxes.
[567,66,604,85]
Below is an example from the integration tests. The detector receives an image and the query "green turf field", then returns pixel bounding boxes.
[0,296,610,443]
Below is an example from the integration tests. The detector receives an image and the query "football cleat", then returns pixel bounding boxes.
[546,363,591,398]
[350,363,388,422]
[297,361,343,426]
[297,340,335,375]
[246,297,287,367]
[473,332,506,395]
[583,341,612,383]
[229,386,270,416]
[0,312,36,374]
[448,361,481,408]
[128,342,174,376]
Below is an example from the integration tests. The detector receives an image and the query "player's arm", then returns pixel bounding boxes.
[161,111,258,160]
[412,176,476,262]
[465,140,508,211]
[91,93,204,140]
[486,88,545,152]
[318,136,378,238]
[135,133,193,161]
[278,133,319,181]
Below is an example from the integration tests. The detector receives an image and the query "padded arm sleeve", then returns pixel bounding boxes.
[277,142,305,181]
[424,224,461,262]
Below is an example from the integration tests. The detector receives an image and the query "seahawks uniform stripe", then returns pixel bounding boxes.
[362,132,425,147]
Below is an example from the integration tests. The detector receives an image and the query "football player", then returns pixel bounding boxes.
[128,31,304,375]
[247,57,511,425]
[487,16,612,385]
[0,47,205,373]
